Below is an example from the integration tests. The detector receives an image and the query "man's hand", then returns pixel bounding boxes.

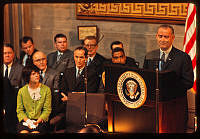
[61,92,68,102]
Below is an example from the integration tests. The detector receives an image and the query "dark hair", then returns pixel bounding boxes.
[20,36,34,47]
[54,33,67,42]
[22,65,40,83]
[110,41,123,50]
[83,36,98,45]
[157,24,175,35]
[74,46,88,58]
[4,43,14,51]
[112,47,125,57]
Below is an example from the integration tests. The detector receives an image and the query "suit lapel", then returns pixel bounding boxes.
[162,47,176,70]
[75,67,85,87]
[9,63,16,80]
[51,52,59,68]
[42,71,49,84]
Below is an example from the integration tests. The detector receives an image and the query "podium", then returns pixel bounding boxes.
[66,92,106,133]
[104,64,187,133]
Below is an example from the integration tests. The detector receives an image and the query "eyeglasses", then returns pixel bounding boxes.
[84,44,97,48]
[34,58,46,63]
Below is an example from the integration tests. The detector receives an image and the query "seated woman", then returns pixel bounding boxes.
[16,65,52,133]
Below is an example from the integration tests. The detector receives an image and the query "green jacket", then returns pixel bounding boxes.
[17,84,52,122]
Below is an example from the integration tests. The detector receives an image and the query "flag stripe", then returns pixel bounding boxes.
[183,3,196,92]
[183,4,196,45]
[192,56,196,69]
[185,30,196,54]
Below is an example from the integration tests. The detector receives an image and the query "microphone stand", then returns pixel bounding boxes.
[84,61,88,127]
[154,59,161,133]
[83,60,103,133]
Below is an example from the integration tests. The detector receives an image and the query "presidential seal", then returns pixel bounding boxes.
[117,71,147,109]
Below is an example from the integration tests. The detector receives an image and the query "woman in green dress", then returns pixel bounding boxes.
[16,65,51,133]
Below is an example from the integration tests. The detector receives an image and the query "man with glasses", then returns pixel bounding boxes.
[83,36,107,92]
[108,47,139,68]
[33,51,66,132]
[47,33,74,73]
[110,41,139,68]
[19,36,38,66]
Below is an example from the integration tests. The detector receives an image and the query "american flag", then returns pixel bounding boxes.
[183,3,196,93]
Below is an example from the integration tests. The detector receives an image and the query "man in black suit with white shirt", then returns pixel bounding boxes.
[143,24,194,133]
[60,46,101,94]
[3,43,23,133]
[83,36,106,90]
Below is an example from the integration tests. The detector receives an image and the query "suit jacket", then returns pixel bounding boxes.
[42,68,65,118]
[2,61,24,89]
[19,49,38,66]
[126,56,139,68]
[47,50,74,73]
[60,66,102,94]
[143,46,194,94]
[88,53,106,78]
[2,61,23,133]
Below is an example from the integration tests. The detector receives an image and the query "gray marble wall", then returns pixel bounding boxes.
[30,3,185,68]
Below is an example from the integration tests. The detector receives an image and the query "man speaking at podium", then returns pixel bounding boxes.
[143,24,194,133]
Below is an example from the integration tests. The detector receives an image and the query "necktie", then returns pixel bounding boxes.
[77,69,81,78]
[57,54,62,62]
[5,65,8,78]
[39,71,43,82]
[161,52,165,70]
[87,58,92,66]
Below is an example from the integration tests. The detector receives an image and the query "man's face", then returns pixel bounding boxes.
[84,39,98,57]
[156,27,175,51]
[74,49,87,69]
[55,37,68,53]
[112,51,126,64]
[4,47,15,65]
[21,40,35,56]
[33,52,47,71]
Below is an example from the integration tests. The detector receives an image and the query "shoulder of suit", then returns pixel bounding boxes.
[126,56,136,62]
[96,53,106,61]
[47,51,57,57]
[46,67,59,74]
[12,61,24,69]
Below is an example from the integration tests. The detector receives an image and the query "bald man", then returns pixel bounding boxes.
[32,51,66,132]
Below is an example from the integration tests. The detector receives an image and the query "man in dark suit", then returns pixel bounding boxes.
[33,51,66,132]
[105,47,139,68]
[47,33,74,73]
[110,41,139,68]
[143,24,194,133]
[60,46,101,94]
[19,36,38,66]
[3,43,23,133]
[83,36,107,91]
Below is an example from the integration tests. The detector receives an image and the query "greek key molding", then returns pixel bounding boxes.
[76,3,188,24]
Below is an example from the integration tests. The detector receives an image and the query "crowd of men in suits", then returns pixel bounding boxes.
[2,24,194,133]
